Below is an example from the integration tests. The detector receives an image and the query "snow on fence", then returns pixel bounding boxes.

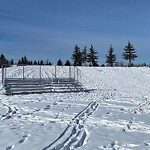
[1,65,83,95]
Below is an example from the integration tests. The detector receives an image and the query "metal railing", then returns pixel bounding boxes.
[1,65,81,87]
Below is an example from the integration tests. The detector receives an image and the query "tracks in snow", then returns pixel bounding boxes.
[5,134,30,150]
[42,101,100,150]
[1,103,18,120]
[42,89,116,150]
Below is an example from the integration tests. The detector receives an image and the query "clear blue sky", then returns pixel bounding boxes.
[0,0,150,64]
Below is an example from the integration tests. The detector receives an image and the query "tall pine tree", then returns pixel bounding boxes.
[122,41,137,67]
[81,46,88,66]
[64,60,71,66]
[0,54,9,67]
[87,45,98,66]
[57,59,63,66]
[72,45,82,66]
[106,45,116,67]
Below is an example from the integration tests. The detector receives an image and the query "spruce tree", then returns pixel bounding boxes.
[37,60,40,65]
[49,61,52,65]
[17,60,21,66]
[106,45,116,67]
[57,59,63,66]
[33,60,37,65]
[82,46,88,66]
[72,45,82,66]
[10,59,14,65]
[40,60,44,65]
[87,45,98,66]
[20,56,28,65]
[0,54,9,67]
[122,41,137,67]
[64,60,71,66]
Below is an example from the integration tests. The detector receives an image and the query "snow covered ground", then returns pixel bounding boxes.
[0,66,150,150]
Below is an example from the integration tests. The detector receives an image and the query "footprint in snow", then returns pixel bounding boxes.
[44,105,50,110]
[6,145,15,150]
[18,134,30,144]
[100,141,120,149]
[144,142,150,146]
[53,102,57,105]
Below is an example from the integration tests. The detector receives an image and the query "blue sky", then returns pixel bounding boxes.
[0,0,150,64]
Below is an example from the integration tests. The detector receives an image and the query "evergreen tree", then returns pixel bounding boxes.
[64,60,71,66]
[10,59,14,65]
[48,61,52,65]
[24,56,28,64]
[37,60,40,65]
[20,56,28,65]
[0,54,9,67]
[122,41,137,67]
[87,45,99,66]
[45,60,50,65]
[33,60,37,65]
[57,59,63,66]
[29,60,33,65]
[18,60,21,66]
[40,60,44,65]
[72,45,82,66]
[82,46,88,66]
[106,45,116,67]
[0,54,10,67]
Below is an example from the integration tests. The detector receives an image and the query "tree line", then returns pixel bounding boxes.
[0,41,141,67]
[72,41,138,67]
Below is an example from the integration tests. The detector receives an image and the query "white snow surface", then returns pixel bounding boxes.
[0,66,150,150]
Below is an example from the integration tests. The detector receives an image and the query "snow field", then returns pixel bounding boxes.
[0,66,150,149]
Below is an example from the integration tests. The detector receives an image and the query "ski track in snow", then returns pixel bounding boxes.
[42,89,115,150]
[42,100,100,150]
